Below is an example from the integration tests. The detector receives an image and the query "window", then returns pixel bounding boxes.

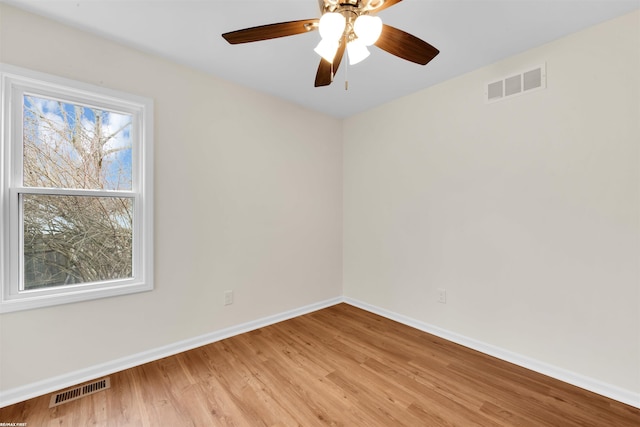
[1,64,153,312]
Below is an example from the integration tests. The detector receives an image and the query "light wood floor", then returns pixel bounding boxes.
[2,303,639,426]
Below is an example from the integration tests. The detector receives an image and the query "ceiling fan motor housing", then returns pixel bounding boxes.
[323,0,385,14]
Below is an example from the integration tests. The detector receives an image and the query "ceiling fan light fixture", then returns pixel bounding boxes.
[222,0,439,88]
[347,39,370,65]
[318,12,346,41]
[353,15,383,46]
[314,39,340,63]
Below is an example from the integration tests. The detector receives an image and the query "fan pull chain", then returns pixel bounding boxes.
[345,62,349,90]
[345,45,349,90]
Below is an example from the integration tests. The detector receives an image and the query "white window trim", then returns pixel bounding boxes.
[0,63,154,313]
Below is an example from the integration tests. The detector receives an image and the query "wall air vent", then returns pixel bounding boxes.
[49,377,111,408]
[486,63,546,103]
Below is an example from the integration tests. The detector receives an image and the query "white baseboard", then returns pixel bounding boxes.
[0,296,342,408]
[343,297,640,409]
[2,295,638,410]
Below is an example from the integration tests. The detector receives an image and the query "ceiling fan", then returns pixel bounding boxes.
[222,0,439,87]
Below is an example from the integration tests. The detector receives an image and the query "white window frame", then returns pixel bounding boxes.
[0,63,153,313]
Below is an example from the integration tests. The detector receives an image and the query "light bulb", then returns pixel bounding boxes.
[314,39,340,63]
[353,15,382,46]
[347,39,370,65]
[318,12,346,41]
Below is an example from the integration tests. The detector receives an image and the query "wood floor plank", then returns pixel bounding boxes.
[1,303,638,426]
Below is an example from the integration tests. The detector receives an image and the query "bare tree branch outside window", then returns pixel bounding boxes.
[22,95,133,289]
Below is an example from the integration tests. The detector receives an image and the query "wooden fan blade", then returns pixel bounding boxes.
[370,0,403,13]
[315,41,346,87]
[374,24,439,65]
[222,19,318,44]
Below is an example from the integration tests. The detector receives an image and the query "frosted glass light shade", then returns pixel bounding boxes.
[319,12,346,41]
[347,39,370,65]
[314,39,340,63]
[353,15,382,46]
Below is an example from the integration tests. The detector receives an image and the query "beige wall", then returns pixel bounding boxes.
[344,10,639,393]
[0,4,343,391]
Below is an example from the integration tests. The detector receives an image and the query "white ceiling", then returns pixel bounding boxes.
[3,0,639,118]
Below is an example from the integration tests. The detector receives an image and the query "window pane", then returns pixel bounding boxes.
[23,95,132,191]
[22,194,133,290]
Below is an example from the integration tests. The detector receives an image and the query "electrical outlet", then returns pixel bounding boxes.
[437,288,447,304]
[224,290,233,306]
